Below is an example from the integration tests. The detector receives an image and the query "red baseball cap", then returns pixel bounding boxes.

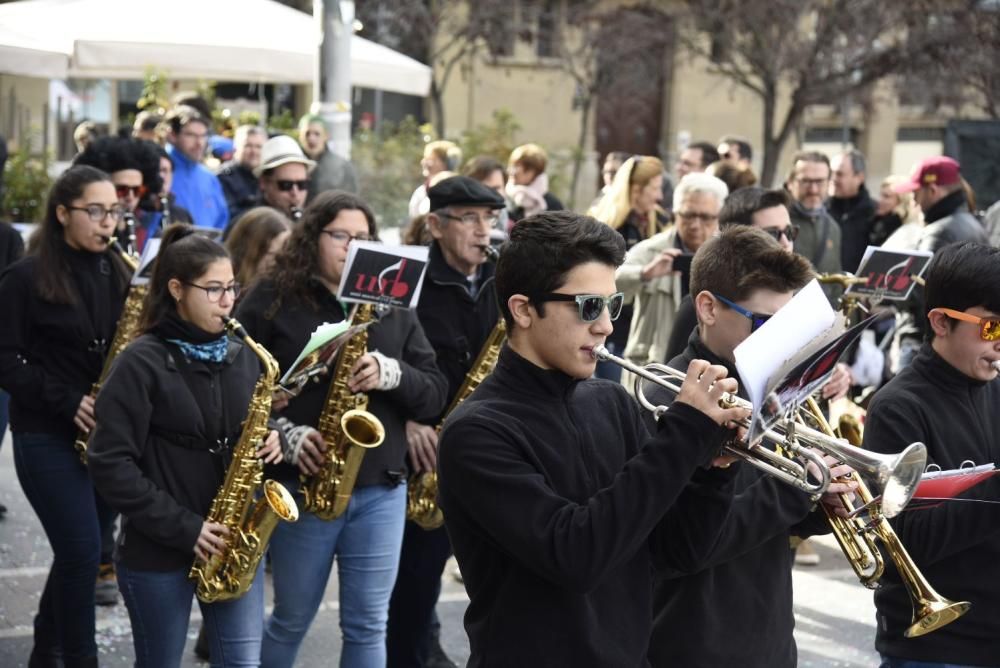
[893,156,961,194]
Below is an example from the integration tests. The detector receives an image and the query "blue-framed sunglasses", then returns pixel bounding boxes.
[532,292,625,322]
[712,292,772,332]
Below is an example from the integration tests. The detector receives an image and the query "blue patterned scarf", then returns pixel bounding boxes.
[166,336,229,363]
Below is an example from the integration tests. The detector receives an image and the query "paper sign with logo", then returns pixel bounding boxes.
[846,246,934,301]
[337,242,429,309]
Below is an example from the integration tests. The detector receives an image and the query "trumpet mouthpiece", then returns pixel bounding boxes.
[992,360,1000,372]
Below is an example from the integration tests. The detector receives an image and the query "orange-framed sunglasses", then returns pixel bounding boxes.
[931,308,1000,341]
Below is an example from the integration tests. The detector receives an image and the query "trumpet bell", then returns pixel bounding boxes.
[907,598,972,638]
[878,442,928,519]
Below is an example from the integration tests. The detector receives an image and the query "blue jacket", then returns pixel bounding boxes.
[167,145,228,230]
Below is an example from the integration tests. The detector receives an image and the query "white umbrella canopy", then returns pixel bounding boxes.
[0,0,431,96]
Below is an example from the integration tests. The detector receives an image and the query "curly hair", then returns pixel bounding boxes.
[268,191,379,310]
[73,135,163,198]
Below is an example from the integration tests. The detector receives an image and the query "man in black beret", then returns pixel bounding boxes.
[386,175,505,668]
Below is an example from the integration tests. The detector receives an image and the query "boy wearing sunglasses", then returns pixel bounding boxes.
[863,241,1000,668]
[649,224,857,668]
[437,211,750,666]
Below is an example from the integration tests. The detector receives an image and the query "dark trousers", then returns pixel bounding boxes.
[13,431,115,665]
[386,522,452,667]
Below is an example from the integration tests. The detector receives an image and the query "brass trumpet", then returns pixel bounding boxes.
[591,344,926,515]
[801,397,971,637]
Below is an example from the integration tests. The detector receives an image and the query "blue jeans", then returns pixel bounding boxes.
[13,431,115,663]
[262,482,407,668]
[593,340,624,382]
[118,561,265,668]
[0,389,9,443]
[880,657,991,668]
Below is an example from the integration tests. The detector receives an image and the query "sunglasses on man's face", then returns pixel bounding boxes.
[761,224,799,243]
[276,179,309,192]
[532,292,626,323]
[712,292,772,332]
[931,308,1000,341]
[115,184,147,198]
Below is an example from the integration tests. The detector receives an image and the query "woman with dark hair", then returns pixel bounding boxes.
[86,224,283,667]
[224,207,291,291]
[0,165,129,667]
[236,190,447,668]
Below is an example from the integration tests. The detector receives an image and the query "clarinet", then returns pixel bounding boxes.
[290,206,303,223]
[124,212,137,257]
[160,194,172,231]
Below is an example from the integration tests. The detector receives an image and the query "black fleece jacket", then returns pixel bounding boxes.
[649,330,829,668]
[0,245,126,438]
[88,333,261,572]
[438,345,738,667]
[864,344,1000,666]
[235,278,448,488]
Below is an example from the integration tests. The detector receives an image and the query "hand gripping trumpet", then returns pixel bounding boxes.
[591,344,927,515]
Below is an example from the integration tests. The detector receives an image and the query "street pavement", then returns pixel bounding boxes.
[0,430,881,667]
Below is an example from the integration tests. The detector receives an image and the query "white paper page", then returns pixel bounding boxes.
[734,279,836,422]
[131,238,161,286]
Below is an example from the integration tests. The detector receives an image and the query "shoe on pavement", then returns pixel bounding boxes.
[95,563,119,606]
[794,540,821,566]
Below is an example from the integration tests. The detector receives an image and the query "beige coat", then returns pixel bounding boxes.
[614,227,683,392]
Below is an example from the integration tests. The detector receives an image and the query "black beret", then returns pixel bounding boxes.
[428,176,506,211]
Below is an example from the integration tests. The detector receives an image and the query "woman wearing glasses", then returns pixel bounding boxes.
[612,171,729,394]
[87,223,283,667]
[0,165,131,667]
[235,191,447,668]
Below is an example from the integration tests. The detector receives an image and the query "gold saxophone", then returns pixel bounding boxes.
[189,317,299,603]
[73,238,144,464]
[407,245,505,530]
[300,303,386,520]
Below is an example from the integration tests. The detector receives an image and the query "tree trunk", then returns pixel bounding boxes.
[429,79,445,137]
[760,84,779,187]
[569,94,592,210]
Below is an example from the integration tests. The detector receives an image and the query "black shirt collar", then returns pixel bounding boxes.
[494,344,581,399]
[914,342,990,390]
[922,189,968,225]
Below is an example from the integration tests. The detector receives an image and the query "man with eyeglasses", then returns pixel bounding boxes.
[648,224,856,668]
[387,176,506,668]
[616,172,728,394]
[164,105,229,231]
[436,210,748,666]
[251,135,316,228]
[863,241,1000,668]
[785,150,843,305]
[675,141,720,181]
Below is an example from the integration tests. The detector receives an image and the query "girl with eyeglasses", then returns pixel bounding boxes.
[86,223,283,667]
[235,191,447,667]
[0,165,131,667]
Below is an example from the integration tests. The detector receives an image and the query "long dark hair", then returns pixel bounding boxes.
[269,191,378,310]
[140,224,231,332]
[31,165,130,304]
[225,207,291,290]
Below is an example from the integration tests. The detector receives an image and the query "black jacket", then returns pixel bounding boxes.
[864,344,1000,666]
[827,184,877,273]
[88,333,262,571]
[438,345,738,667]
[415,241,500,423]
[235,278,447,487]
[0,222,24,269]
[0,246,127,438]
[649,330,828,668]
[217,161,261,224]
[896,191,988,343]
